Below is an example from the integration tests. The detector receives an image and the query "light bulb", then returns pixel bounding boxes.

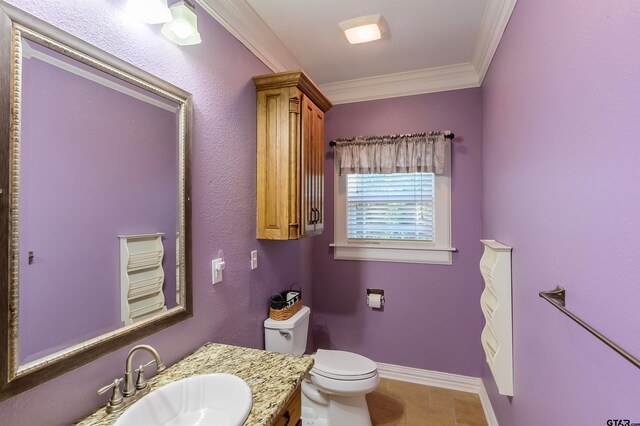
[172,20,193,39]
[339,15,386,45]
[161,1,202,45]
[344,24,382,44]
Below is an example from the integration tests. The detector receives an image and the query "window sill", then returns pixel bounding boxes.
[329,243,455,265]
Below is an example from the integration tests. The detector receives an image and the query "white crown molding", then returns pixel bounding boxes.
[196,0,300,72]
[471,0,518,83]
[377,362,499,426]
[197,0,517,104]
[319,63,479,105]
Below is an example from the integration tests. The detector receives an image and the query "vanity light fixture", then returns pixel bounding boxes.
[161,0,202,45]
[339,14,386,45]
[126,0,172,24]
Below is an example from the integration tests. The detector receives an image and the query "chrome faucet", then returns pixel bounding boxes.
[97,344,167,413]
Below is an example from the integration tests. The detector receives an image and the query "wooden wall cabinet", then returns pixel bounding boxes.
[253,71,332,240]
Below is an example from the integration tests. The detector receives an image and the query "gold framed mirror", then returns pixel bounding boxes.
[0,2,192,401]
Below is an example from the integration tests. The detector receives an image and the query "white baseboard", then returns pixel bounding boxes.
[376,362,482,393]
[478,381,499,426]
[376,362,498,426]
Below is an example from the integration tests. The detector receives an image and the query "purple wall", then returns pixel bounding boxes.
[0,1,312,424]
[19,43,179,364]
[7,0,640,424]
[313,89,484,376]
[482,0,640,424]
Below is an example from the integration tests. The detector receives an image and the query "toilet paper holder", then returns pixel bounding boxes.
[366,289,385,309]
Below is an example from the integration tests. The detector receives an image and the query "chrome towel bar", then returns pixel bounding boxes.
[539,286,640,369]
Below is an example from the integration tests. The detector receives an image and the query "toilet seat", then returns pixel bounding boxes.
[312,367,378,381]
[309,349,379,395]
[311,349,378,381]
[309,369,380,396]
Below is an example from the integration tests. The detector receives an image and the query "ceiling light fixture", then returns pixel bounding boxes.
[161,0,202,45]
[339,14,386,45]
[126,0,172,24]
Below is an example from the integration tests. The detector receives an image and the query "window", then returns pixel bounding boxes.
[332,146,452,264]
[347,173,435,241]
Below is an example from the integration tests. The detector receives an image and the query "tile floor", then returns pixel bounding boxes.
[366,378,488,426]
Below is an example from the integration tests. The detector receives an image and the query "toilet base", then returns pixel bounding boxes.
[302,380,373,426]
[301,409,328,426]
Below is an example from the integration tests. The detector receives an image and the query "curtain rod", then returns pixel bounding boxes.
[329,130,454,147]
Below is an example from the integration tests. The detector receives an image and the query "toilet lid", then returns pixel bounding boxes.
[312,350,377,380]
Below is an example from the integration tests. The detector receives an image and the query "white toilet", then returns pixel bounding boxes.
[264,306,379,426]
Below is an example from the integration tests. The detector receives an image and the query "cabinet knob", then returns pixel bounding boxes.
[281,410,291,426]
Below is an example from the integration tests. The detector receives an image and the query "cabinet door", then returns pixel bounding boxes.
[273,387,302,426]
[256,88,292,240]
[301,96,324,236]
[312,100,325,234]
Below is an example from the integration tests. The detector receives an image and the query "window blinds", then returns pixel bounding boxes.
[346,172,435,241]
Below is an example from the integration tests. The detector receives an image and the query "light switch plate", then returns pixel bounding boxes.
[250,250,258,270]
[212,258,224,284]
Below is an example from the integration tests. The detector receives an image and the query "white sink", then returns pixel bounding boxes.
[115,373,252,426]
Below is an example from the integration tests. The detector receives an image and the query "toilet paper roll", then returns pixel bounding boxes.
[367,293,384,309]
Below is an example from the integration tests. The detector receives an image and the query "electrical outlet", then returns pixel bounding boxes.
[250,250,258,270]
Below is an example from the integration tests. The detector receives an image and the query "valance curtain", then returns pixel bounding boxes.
[333,132,448,175]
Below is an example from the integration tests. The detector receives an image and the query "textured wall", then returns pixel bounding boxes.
[314,89,484,376]
[0,1,310,425]
[482,0,640,423]
[19,46,178,364]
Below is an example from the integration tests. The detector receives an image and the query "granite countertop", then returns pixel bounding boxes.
[76,343,314,425]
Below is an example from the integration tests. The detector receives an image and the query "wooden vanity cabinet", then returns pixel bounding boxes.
[253,71,332,240]
[273,386,302,426]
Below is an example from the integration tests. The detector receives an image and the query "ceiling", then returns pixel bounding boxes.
[197,0,517,104]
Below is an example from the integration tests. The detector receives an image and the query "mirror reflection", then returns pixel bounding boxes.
[17,37,182,367]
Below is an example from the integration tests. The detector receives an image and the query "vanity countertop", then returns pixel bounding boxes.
[75,342,314,425]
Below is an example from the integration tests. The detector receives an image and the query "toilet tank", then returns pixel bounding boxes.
[264,306,310,355]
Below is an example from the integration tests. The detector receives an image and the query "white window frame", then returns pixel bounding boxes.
[331,143,453,265]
